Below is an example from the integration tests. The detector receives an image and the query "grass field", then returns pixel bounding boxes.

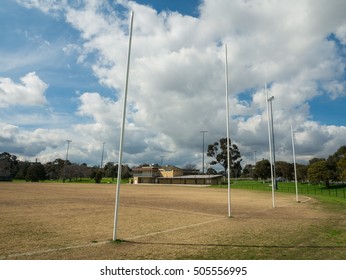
[0,182,345,260]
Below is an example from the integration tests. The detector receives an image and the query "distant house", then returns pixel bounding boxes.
[132,164,160,177]
[132,164,160,184]
[133,164,222,185]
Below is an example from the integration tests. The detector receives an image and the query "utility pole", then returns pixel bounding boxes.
[101,142,105,168]
[64,140,72,183]
[200,130,208,174]
[65,140,72,162]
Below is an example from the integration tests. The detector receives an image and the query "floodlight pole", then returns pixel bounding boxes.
[225,44,231,217]
[113,11,134,241]
[65,140,72,161]
[265,83,275,208]
[200,130,208,174]
[291,126,299,202]
[64,140,72,182]
[101,142,105,168]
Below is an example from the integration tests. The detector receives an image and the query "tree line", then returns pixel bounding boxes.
[1,142,345,187]
[242,146,346,187]
[0,152,131,183]
[205,138,345,188]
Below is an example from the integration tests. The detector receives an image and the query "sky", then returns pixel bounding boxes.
[1,0,346,170]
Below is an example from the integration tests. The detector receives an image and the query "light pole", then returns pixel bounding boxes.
[65,140,72,162]
[64,140,72,182]
[101,142,105,168]
[200,130,208,174]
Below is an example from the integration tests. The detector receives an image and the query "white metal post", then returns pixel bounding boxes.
[64,140,72,182]
[200,130,208,174]
[291,125,299,202]
[225,44,231,217]
[113,11,134,241]
[269,96,277,190]
[101,142,105,169]
[65,140,72,162]
[265,83,275,208]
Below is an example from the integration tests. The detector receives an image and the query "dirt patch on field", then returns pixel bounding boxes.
[0,182,345,259]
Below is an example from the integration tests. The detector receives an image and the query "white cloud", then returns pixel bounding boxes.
[0,122,66,158]
[0,72,48,108]
[9,0,346,168]
[336,23,346,45]
[15,0,67,16]
[323,80,346,99]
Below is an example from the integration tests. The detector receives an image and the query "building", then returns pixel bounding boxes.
[132,164,160,184]
[132,164,222,185]
[159,165,184,177]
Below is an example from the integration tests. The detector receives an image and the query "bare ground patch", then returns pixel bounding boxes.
[0,182,345,259]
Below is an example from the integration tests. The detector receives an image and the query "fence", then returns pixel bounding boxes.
[230,182,346,199]
[278,185,346,199]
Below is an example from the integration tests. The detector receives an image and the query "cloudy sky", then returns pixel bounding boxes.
[1,0,346,170]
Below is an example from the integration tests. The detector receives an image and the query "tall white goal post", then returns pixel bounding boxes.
[113,11,134,241]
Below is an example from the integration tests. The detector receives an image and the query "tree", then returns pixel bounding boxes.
[0,152,18,180]
[25,163,46,182]
[207,138,242,176]
[121,164,132,179]
[44,161,59,180]
[296,164,308,182]
[104,162,117,180]
[14,161,31,179]
[309,158,325,165]
[327,145,346,181]
[242,164,254,178]
[276,161,294,181]
[307,160,330,187]
[44,158,68,181]
[206,167,218,175]
[254,159,271,182]
[94,170,103,183]
[90,167,98,181]
[337,155,346,182]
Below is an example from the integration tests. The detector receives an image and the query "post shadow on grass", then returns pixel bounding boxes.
[112,240,346,249]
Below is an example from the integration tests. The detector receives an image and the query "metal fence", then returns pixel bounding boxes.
[278,185,346,199]
[231,183,346,199]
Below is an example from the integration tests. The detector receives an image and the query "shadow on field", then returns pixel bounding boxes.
[121,240,346,249]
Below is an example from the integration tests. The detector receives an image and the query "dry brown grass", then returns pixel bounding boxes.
[0,182,345,260]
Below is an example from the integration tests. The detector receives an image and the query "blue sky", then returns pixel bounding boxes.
[135,0,201,16]
[1,0,346,169]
